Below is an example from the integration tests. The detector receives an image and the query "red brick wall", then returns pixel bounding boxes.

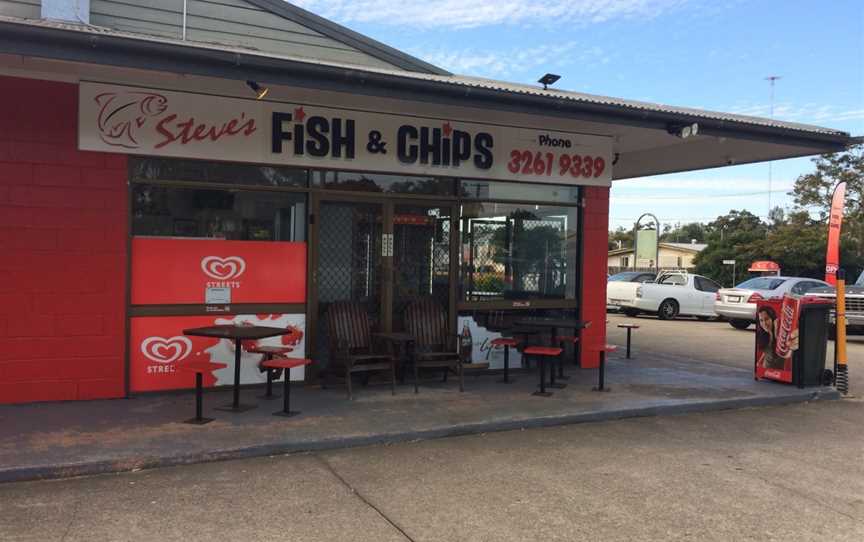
[579,186,609,368]
[0,76,128,404]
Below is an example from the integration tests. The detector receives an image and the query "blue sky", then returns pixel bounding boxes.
[293,0,864,230]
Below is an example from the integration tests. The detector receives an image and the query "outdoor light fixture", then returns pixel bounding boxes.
[538,73,561,90]
[667,122,700,139]
[246,80,269,100]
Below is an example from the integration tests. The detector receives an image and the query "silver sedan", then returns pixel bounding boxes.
[714,276,832,329]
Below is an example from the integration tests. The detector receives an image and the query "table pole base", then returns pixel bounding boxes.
[531,391,553,397]
[591,386,611,393]
[273,410,301,418]
[184,417,214,425]
[215,404,257,413]
[550,383,567,389]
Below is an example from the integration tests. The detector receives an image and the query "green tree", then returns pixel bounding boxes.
[660,222,706,243]
[608,226,633,251]
[791,143,864,272]
[694,210,767,286]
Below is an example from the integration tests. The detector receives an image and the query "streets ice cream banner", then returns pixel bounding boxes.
[130,313,306,392]
[79,81,613,187]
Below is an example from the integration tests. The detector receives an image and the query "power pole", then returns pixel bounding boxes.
[765,76,781,220]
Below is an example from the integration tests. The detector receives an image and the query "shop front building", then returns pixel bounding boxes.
[0,3,851,403]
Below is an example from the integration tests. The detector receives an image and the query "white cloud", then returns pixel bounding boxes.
[725,101,864,126]
[409,41,608,77]
[291,0,689,29]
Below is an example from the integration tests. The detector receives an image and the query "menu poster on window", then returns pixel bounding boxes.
[132,238,306,305]
[130,314,306,392]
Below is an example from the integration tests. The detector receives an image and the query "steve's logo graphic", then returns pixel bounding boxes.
[95,91,168,149]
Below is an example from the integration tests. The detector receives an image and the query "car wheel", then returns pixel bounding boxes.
[657,299,679,320]
[729,320,751,330]
[623,309,640,318]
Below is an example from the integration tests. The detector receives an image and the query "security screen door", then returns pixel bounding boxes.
[314,197,454,366]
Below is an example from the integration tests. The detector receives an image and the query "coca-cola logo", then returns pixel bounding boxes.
[201,256,246,280]
[141,336,193,363]
[95,91,168,149]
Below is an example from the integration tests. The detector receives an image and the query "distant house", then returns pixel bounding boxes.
[608,242,708,272]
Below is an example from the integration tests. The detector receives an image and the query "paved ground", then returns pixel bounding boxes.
[0,318,833,482]
[2,315,860,541]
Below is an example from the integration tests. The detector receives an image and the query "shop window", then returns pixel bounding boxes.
[132,184,306,242]
[460,201,578,302]
[461,180,579,203]
[313,170,455,195]
[130,157,307,188]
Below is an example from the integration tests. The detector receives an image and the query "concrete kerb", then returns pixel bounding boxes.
[0,387,839,485]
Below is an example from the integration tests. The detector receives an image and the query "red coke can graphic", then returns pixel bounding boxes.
[775,295,799,358]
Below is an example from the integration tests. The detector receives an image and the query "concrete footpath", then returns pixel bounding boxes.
[0,351,837,483]
[1,399,862,542]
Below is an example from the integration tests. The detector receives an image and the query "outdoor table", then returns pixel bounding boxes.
[373,332,415,383]
[183,325,295,412]
[514,318,590,379]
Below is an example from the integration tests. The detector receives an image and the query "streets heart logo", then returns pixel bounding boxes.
[141,336,193,364]
[201,256,246,288]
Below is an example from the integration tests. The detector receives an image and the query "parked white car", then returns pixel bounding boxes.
[715,276,832,330]
[608,272,721,319]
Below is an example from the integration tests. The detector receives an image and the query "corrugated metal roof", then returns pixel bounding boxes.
[0,15,850,139]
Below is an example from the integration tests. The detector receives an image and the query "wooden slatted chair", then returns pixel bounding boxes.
[326,301,396,400]
[404,298,464,393]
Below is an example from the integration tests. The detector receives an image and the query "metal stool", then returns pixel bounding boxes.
[490,337,520,383]
[179,360,228,425]
[260,358,312,417]
[523,346,563,397]
[592,345,617,392]
[245,345,296,398]
[616,324,639,359]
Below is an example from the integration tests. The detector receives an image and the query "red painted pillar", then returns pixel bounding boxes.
[579,186,610,368]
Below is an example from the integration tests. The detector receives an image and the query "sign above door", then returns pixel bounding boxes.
[79,81,613,187]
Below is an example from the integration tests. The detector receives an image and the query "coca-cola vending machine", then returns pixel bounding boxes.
[755,294,832,387]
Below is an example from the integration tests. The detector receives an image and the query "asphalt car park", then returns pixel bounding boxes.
[606,312,864,388]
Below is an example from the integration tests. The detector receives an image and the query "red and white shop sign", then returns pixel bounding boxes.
[78,81,613,187]
[132,238,306,305]
[130,313,306,392]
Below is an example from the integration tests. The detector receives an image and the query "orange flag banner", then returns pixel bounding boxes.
[825,182,847,286]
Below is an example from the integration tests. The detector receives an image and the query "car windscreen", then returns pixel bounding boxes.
[856,270,864,286]
[735,277,787,290]
[609,272,641,282]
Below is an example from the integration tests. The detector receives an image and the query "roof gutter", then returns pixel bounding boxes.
[0,21,853,152]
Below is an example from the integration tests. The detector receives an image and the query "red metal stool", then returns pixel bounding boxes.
[616,324,639,359]
[523,346,563,397]
[592,345,617,392]
[245,345,295,399]
[260,358,312,417]
[490,337,520,383]
[179,360,228,425]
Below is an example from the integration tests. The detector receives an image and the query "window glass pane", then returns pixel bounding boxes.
[313,170,455,195]
[460,180,579,203]
[660,274,686,286]
[460,202,577,302]
[132,184,307,241]
[131,157,307,188]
